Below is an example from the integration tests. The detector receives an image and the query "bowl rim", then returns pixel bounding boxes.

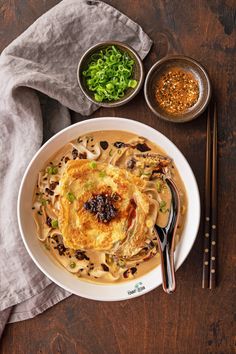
[17,117,201,301]
[77,40,144,107]
[144,54,212,123]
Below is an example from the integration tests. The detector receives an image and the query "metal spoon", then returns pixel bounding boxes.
[154,178,180,294]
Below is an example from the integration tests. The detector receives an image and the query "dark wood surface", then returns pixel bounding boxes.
[0,1,235,353]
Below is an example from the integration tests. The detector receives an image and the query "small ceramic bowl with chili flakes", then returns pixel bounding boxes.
[144,55,211,123]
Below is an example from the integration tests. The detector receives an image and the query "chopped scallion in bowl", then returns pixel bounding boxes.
[77,41,144,107]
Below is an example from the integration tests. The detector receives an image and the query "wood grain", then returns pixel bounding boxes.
[0,0,235,353]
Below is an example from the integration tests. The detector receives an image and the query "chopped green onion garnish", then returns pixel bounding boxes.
[156,180,163,193]
[67,192,76,202]
[47,166,58,175]
[138,169,143,177]
[82,45,138,102]
[159,200,166,208]
[40,198,47,206]
[106,83,114,90]
[117,259,126,268]
[84,181,95,190]
[109,149,113,157]
[89,161,97,169]
[51,219,58,228]
[69,262,76,269]
[94,93,103,102]
[159,200,167,213]
[128,79,137,88]
[99,171,106,178]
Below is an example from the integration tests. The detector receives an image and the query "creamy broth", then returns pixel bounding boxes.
[33,130,187,283]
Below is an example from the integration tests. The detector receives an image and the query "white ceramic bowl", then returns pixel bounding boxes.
[18,117,200,301]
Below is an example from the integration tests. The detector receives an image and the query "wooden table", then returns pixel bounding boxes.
[0,1,235,353]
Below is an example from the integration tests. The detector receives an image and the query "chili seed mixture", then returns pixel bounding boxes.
[155,68,199,115]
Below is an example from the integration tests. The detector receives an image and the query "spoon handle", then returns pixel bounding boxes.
[159,239,176,293]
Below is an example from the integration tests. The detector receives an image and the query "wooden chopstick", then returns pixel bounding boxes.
[202,106,212,288]
[202,102,218,289]
[209,102,217,289]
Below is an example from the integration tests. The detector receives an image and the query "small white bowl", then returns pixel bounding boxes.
[17,118,200,301]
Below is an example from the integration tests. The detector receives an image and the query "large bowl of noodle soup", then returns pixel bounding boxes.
[18,117,200,301]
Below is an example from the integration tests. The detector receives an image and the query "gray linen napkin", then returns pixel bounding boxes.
[0,0,152,332]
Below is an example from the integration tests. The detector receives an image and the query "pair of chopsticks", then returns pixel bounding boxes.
[202,102,218,289]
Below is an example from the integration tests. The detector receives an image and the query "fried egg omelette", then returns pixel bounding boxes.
[58,160,156,257]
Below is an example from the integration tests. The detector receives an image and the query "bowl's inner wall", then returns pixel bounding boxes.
[146,58,210,122]
[79,44,141,103]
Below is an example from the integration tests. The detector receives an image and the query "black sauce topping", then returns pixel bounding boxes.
[127,198,137,228]
[52,235,59,243]
[49,181,59,190]
[54,243,67,256]
[149,241,155,249]
[75,250,89,261]
[72,148,78,159]
[100,141,109,150]
[113,141,151,152]
[45,188,54,196]
[114,141,125,148]
[131,267,137,274]
[101,263,109,272]
[123,269,129,278]
[64,157,70,163]
[123,267,137,278]
[46,216,52,227]
[135,143,151,152]
[78,152,87,159]
[127,158,136,170]
[84,193,119,223]
[112,193,120,201]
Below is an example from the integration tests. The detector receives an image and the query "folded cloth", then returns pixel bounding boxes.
[0,0,152,333]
